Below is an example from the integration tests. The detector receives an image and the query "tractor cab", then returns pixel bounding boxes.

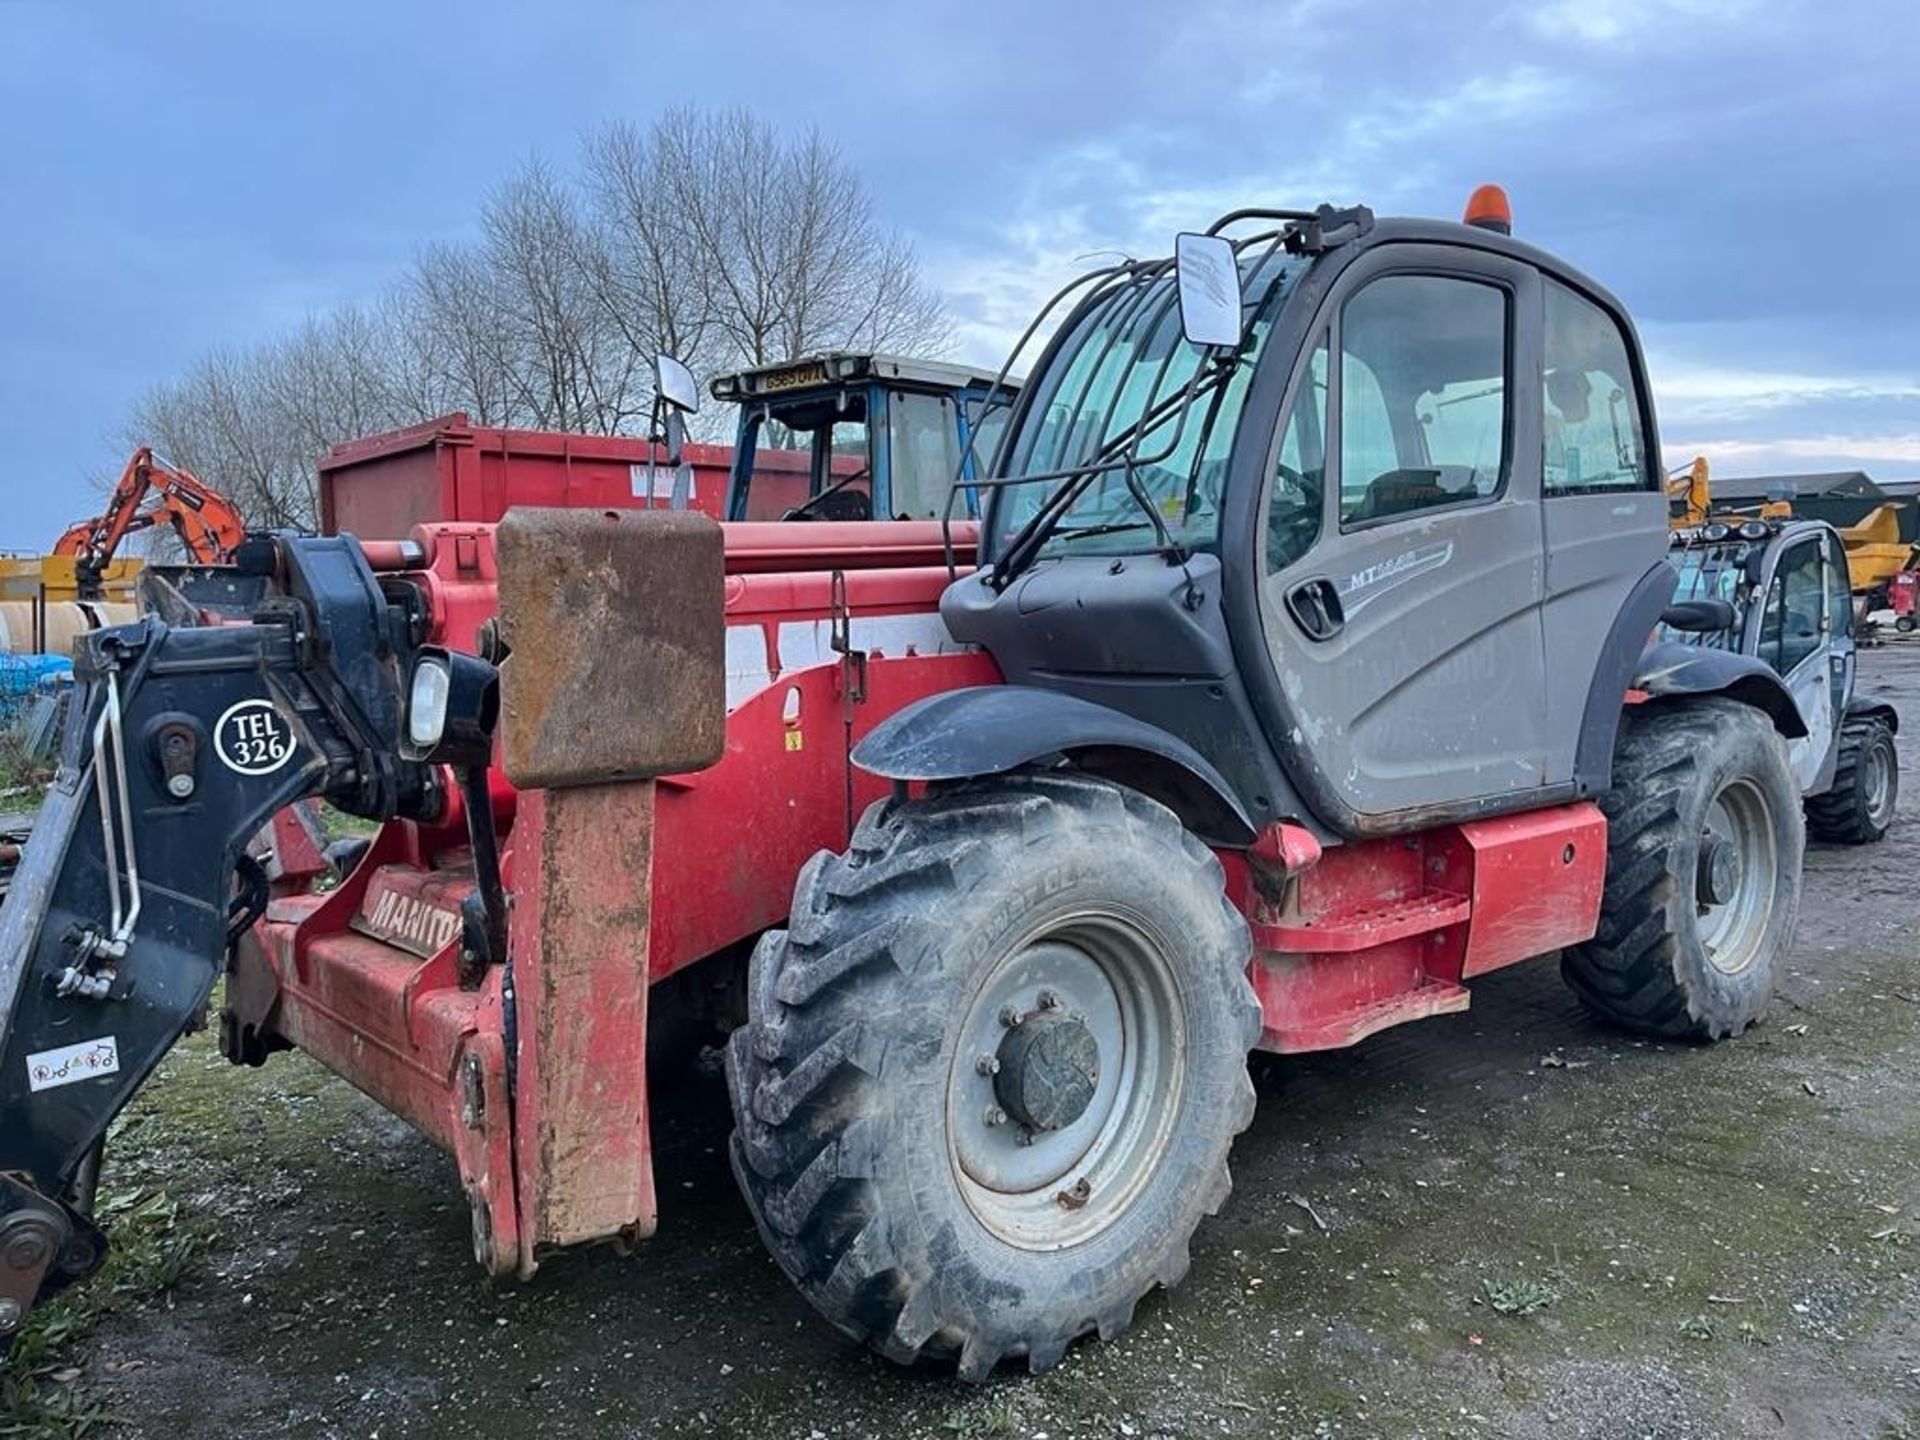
[713,353,1016,523]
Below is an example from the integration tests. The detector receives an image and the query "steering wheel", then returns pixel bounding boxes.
[784,469,871,522]
[1265,462,1323,569]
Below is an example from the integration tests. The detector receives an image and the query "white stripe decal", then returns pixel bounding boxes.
[724,614,974,713]
[726,626,773,711]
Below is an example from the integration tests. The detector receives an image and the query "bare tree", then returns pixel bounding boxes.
[591,107,949,371]
[133,347,317,532]
[398,243,521,427]
[125,104,953,534]
[582,118,715,375]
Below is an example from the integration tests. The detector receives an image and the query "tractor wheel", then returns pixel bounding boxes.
[1806,717,1899,844]
[1563,699,1802,1040]
[726,773,1260,1380]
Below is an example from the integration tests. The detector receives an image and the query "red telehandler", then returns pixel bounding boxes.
[0,189,1808,1378]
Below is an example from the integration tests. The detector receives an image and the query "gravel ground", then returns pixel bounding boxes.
[41,644,1920,1438]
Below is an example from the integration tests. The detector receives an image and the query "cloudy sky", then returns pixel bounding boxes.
[2,0,1916,548]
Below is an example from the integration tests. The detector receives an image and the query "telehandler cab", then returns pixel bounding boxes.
[0,189,1806,1379]
[1664,516,1899,841]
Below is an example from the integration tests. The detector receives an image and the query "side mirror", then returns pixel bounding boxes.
[1174,233,1243,349]
[652,354,699,478]
[1661,598,1737,634]
[654,355,699,415]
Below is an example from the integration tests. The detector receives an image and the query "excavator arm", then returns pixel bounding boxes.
[1667,456,1713,528]
[53,448,248,599]
[1667,455,1793,533]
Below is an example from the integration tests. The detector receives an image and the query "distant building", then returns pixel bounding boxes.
[1708,468,1920,540]
[1710,470,1882,502]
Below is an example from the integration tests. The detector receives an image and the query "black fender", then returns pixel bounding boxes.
[1574,562,1677,794]
[1845,696,1900,733]
[1632,642,1810,739]
[852,685,1257,845]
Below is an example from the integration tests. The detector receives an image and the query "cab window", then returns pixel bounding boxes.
[737,395,874,521]
[1825,531,1853,638]
[1338,275,1508,525]
[965,396,1013,477]
[1543,279,1652,495]
[886,391,962,519]
[738,409,812,520]
[1267,335,1328,573]
[1759,540,1825,673]
[1826,530,1854,712]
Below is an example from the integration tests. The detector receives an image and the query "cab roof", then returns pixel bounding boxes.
[710,351,1018,402]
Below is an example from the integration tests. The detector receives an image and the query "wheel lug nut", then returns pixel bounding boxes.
[1016,1128,1035,1147]
[984,1107,1007,1127]
[1038,989,1062,1010]
[975,1054,1000,1076]
[998,1005,1022,1028]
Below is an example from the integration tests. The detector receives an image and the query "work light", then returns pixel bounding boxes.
[401,647,498,766]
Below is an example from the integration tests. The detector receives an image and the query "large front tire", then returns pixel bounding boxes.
[1564,699,1803,1040]
[726,774,1260,1379]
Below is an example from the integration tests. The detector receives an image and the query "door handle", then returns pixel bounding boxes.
[1286,578,1345,641]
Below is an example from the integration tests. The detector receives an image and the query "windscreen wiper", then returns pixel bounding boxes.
[1049,520,1160,543]
[990,360,1238,589]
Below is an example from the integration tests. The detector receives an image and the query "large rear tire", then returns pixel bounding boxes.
[1805,716,1898,844]
[726,773,1260,1379]
[1563,699,1803,1040]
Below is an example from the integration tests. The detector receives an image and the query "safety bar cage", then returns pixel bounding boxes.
[934,205,1372,587]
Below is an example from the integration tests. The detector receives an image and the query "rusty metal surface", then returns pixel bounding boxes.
[0,1193,64,1340]
[496,508,725,789]
[508,784,657,1266]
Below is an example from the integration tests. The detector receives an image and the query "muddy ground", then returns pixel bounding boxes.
[17,646,1920,1439]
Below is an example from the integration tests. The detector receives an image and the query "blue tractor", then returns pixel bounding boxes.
[712,353,1015,523]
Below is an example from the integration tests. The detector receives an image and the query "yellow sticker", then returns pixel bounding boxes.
[784,731,804,752]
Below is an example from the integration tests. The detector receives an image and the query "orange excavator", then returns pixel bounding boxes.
[53,446,247,600]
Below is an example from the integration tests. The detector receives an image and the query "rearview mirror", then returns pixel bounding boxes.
[1174,233,1242,348]
[655,354,699,415]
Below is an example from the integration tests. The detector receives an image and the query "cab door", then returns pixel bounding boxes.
[1255,245,1551,823]
[1536,278,1669,783]
[1823,526,1857,752]
[1749,531,1834,791]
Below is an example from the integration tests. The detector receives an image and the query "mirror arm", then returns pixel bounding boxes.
[663,410,685,471]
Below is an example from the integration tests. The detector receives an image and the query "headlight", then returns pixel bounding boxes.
[400,647,499,766]
[408,656,451,750]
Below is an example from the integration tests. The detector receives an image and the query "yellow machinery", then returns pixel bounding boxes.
[0,553,141,606]
[1667,456,1714,528]
[0,555,141,655]
[1832,502,1920,604]
[1667,457,1914,601]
